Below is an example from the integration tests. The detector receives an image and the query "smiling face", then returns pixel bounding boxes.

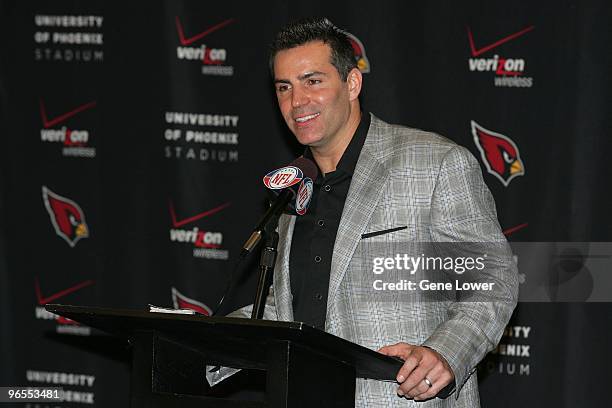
[273,41,361,150]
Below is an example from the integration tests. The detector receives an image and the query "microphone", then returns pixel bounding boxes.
[263,156,318,215]
[241,157,318,256]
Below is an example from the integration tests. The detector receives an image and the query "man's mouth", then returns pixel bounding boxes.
[294,112,320,125]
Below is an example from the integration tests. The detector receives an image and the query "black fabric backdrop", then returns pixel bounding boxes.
[1,0,611,406]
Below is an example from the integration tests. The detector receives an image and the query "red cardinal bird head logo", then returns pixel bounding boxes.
[346,32,370,73]
[42,186,89,247]
[172,287,212,316]
[471,121,525,187]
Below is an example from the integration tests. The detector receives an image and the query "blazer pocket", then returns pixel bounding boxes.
[361,226,407,239]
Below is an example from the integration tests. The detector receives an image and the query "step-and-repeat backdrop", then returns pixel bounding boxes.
[1,1,611,406]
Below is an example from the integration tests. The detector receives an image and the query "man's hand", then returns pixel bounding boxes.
[378,343,454,401]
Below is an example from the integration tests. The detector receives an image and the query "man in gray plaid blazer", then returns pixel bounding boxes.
[230,18,518,407]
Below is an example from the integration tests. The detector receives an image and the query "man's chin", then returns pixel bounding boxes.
[293,132,323,147]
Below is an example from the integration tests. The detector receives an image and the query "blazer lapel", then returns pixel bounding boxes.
[273,214,295,321]
[327,122,390,308]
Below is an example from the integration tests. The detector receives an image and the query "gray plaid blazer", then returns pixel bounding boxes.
[230,114,518,407]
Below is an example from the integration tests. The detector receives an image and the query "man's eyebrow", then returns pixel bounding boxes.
[274,71,327,84]
[299,71,326,80]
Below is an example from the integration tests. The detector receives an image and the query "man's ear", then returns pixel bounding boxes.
[347,67,362,101]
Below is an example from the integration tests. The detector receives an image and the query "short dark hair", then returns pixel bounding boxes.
[269,17,357,81]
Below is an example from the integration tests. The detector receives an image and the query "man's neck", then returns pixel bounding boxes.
[311,105,361,174]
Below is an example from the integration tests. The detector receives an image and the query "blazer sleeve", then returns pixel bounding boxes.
[225,284,279,321]
[421,145,519,398]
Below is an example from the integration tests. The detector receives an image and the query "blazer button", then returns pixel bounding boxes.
[314,255,322,263]
[323,185,331,192]
[315,293,323,300]
[317,219,325,227]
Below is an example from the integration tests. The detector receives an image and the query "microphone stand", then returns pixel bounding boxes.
[208,215,280,375]
[251,214,280,319]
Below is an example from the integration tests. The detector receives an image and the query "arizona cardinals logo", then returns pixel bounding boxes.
[42,186,89,247]
[346,32,370,73]
[172,287,212,316]
[471,121,525,187]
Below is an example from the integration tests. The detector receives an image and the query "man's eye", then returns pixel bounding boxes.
[307,79,321,85]
[277,85,289,93]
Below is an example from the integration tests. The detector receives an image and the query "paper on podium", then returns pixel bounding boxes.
[148,304,196,315]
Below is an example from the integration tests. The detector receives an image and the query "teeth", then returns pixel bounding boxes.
[295,113,319,123]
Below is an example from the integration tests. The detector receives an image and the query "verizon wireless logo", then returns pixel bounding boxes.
[174,17,236,76]
[503,222,528,238]
[467,24,534,88]
[168,199,231,260]
[39,98,97,158]
[34,277,94,336]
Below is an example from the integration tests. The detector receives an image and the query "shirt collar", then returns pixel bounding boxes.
[303,111,371,177]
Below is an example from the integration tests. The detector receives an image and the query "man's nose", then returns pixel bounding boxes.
[291,86,309,108]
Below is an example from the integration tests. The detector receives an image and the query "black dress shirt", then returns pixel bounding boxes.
[289,112,371,330]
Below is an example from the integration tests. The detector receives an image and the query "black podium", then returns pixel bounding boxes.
[46,304,402,408]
